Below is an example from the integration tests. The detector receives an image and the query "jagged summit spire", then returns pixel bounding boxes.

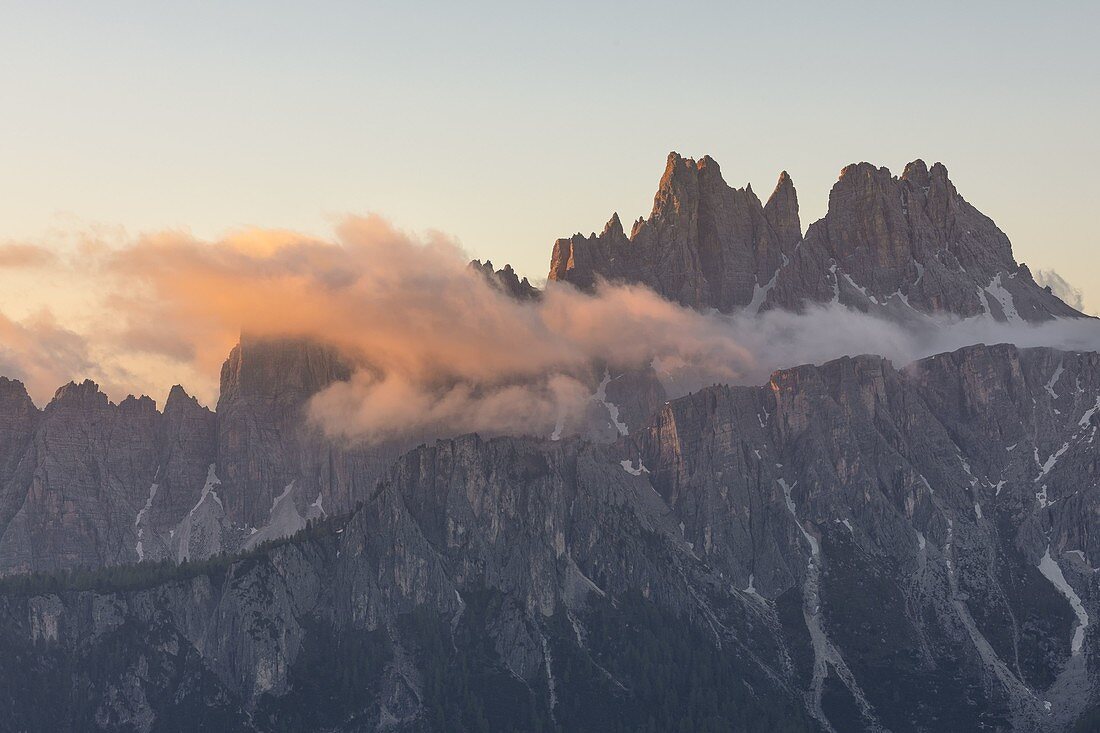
[548,151,1086,322]
[470,258,540,301]
[602,212,624,239]
[901,159,930,186]
[551,152,787,312]
[765,170,801,250]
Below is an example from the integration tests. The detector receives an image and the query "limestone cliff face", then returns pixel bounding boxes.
[550,153,790,313]
[0,335,404,574]
[0,379,221,573]
[550,153,1084,322]
[215,334,352,527]
[624,343,1100,730]
[0,382,162,574]
[0,435,807,731]
[212,335,427,548]
[0,378,38,538]
[2,344,1099,731]
[0,331,664,576]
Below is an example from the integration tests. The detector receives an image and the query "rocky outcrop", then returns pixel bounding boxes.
[0,378,38,537]
[0,332,667,576]
[550,153,790,313]
[212,334,428,549]
[470,259,540,300]
[0,379,225,573]
[138,385,218,563]
[0,381,164,574]
[550,153,1085,322]
[0,334,411,574]
[766,160,1083,321]
[215,334,352,527]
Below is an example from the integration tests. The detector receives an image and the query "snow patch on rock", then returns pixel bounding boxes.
[593,371,629,437]
[1038,548,1090,655]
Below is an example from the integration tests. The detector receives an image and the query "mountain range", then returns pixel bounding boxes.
[0,154,1097,732]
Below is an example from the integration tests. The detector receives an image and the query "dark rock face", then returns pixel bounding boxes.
[0,378,38,536]
[550,153,790,313]
[622,343,1100,730]
[0,335,415,573]
[550,153,1084,322]
[215,334,352,527]
[0,333,669,576]
[1,344,1098,731]
[0,382,165,574]
[0,378,225,573]
[470,259,540,301]
[138,385,218,563]
[0,435,811,732]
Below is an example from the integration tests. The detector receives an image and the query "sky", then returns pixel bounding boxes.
[0,1,1098,404]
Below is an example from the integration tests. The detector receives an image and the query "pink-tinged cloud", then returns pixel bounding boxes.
[0,243,56,268]
[4,214,1100,440]
[0,311,96,403]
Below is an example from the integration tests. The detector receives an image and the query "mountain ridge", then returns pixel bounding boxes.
[1,153,1098,731]
[549,152,1085,323]
[2,341,1098,730]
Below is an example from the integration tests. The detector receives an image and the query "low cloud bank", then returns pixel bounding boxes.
[0,215,1098,441]
[1035,269,1089,314]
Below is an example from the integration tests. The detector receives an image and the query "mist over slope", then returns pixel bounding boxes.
[6,210,1098,443]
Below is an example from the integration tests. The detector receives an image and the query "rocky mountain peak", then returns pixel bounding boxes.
[0,377,38,495]
[48,379,109,410]
[601,211,624,239]
[164,384,208,416]
[0,377,35,413]
[764,170,801,249]
[548,152,1085,323]
[901,158,930,186]
[651,151,702,218]
[469,259,540,301]
[549,151,786,312]
[118,394,158,415]
[218,334,352,407]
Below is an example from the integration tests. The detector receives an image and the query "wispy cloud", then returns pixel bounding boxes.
[0,310,95,401]
[0,243,57,269]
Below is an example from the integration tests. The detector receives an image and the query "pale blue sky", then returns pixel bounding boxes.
[2,1,1098,310]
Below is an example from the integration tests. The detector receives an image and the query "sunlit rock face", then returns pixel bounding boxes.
[550,153,1085,323]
